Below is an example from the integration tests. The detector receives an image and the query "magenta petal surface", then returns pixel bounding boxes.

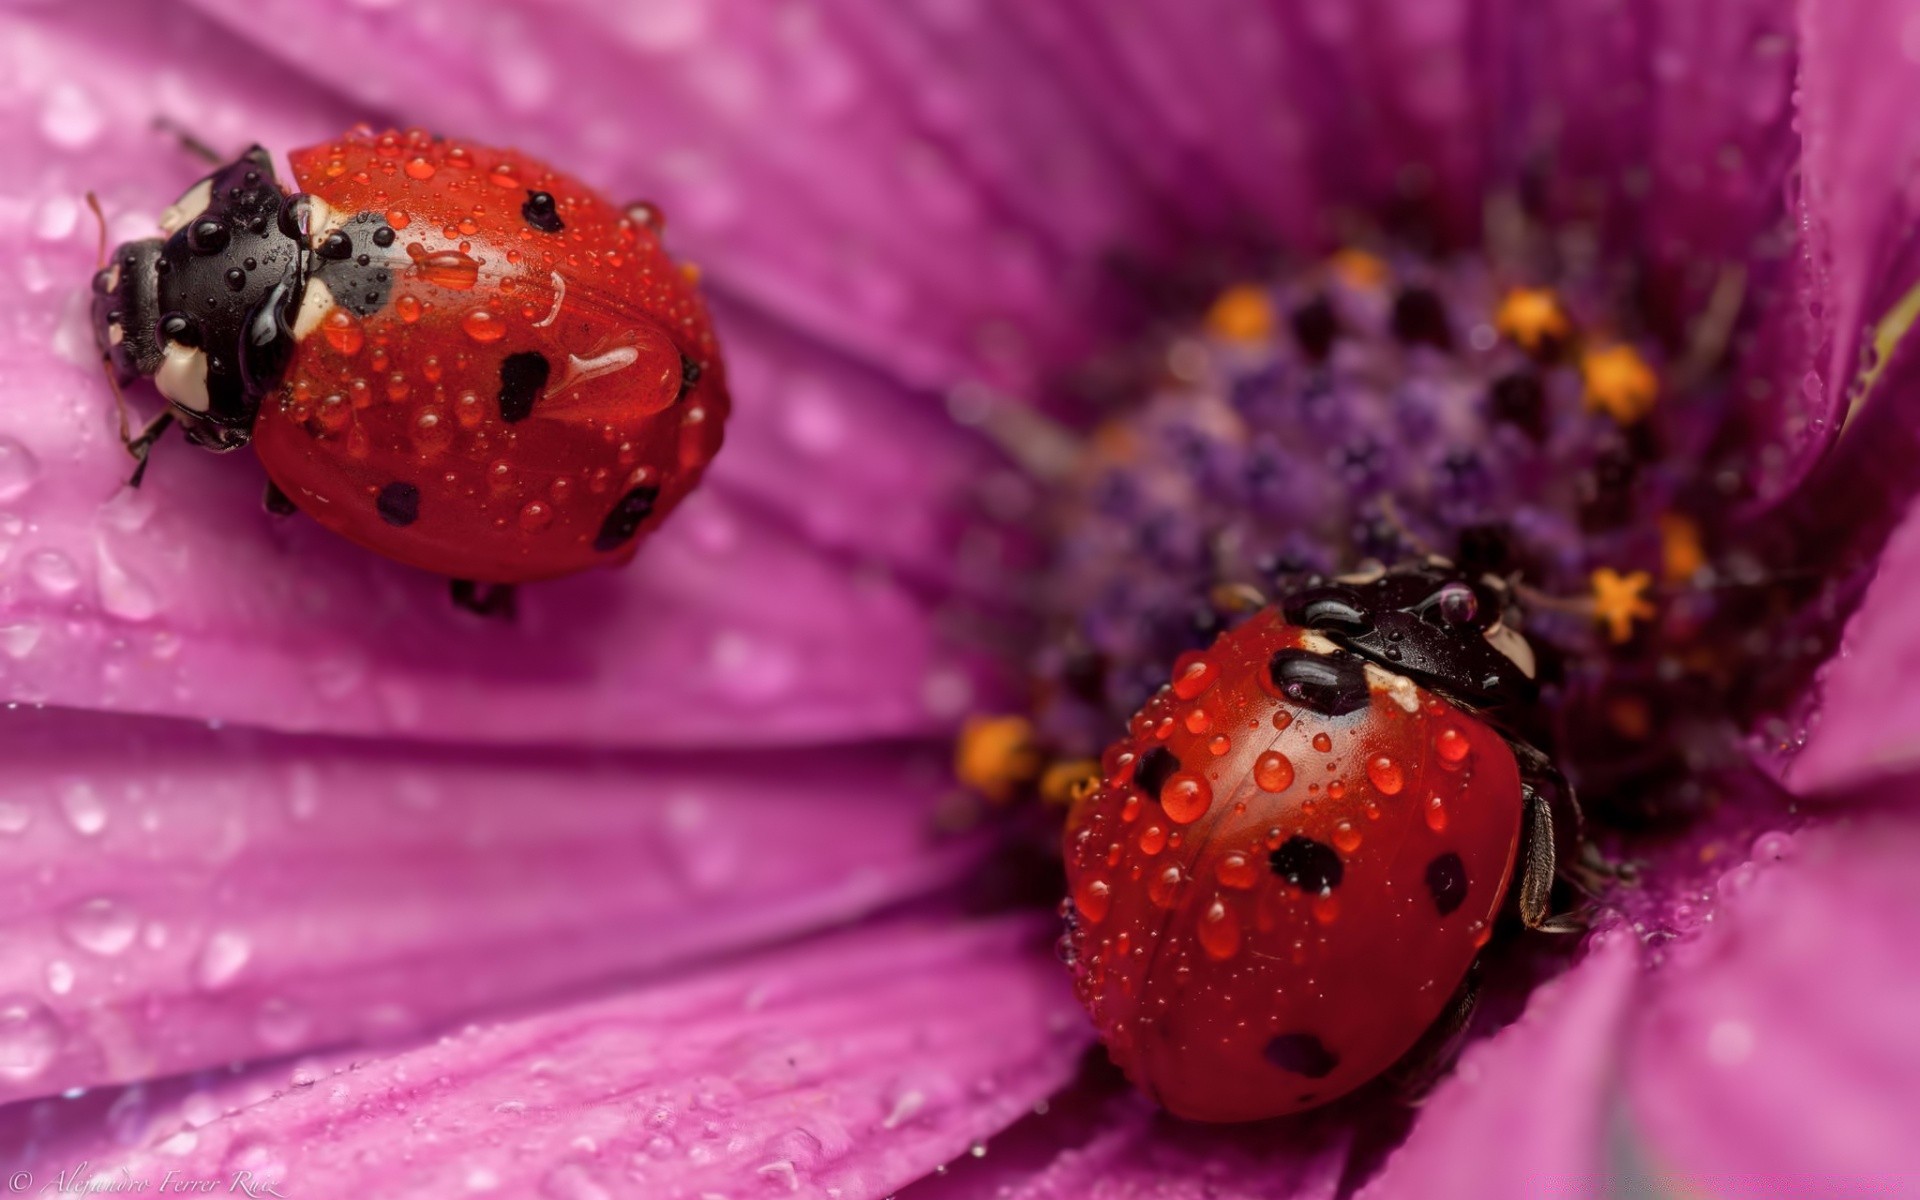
[0,705,974,1103]
[1622,815,1920,1192]
[1785,495,1920,792]
[11,918,1085,1200]
[1359,938,1640,1200]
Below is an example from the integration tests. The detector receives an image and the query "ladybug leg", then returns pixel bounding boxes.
[1519,783,1586,934]
[123,410,175,489]
[450,579,518,620]
[152,116,224,165]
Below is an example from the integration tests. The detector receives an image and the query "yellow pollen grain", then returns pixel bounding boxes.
[1040,759,1101,808]
[954,714,1043,804]
[1204,285,1276,344]
[1658,513,1706,583]
[1580,344,1660,424]
[1590,567,1657,644]
[1328,248,1389,289]
[679,261,702,284]
[1494,287,1572,353]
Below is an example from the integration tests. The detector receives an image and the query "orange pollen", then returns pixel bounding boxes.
[1494,287,1572,352]
[954,714,1043,803]
[1580,343,1660,424]
[1204,284,1276,344]
[1590,567,1658,644]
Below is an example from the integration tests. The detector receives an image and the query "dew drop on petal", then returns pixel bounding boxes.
[0,438,40,502]
[0,997,63,1081]
[58,782,107,836]
[27,549,80,596]
[61,897,138,956]
[196,931,251,990]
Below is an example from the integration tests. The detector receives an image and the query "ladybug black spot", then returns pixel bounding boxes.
[497,351,551,424]
[317,230,354,261]
[593,486,660,552]
[1425,851,1469,916]
[1264,1033,1338,1079]
[376,481,420,527]
[1289,296,1338,361]
[1391,286,1452,350]
[1270,835,1343,893]
[521,190,564,234]
[1268,649,1370,716]
[1133,747,1178,800]
[679,353,702,401]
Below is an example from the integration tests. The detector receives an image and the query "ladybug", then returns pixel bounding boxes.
[90,128,726,610]
[1061,559,1579,1122]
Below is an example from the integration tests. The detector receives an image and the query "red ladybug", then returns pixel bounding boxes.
[1061,560,1577,1122]
[90,128,726,610]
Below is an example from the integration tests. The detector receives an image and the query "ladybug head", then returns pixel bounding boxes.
[1279,558,1538,712]
[91,146,308,453]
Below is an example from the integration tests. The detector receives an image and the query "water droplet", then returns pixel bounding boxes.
[255,998,312,1051]
[1137,823,1167,855]
[462,308,506,342]
[1332,821,1361,852]
[44,961,74,995]
[1074,877,1111,923]
[1254,751,1294,793]
[61,897,138,956]
[0,802,29,834]
[0,624,41,660]
[1207,734,1231,756]
[541,1164,613,1200]
[41,83,104,148]
[1171,654,1219,700]
[95,540,158,621]
[1367,755,1404,795]
[1183,708,1211,735]
[1160,773,1211,824]
[1272,711,1293,731]
[518,501,553,532]
[1312,732,1333,753]
[410,246,481,291]
[1435,726,1471,766]
[1218,852,1257,889]
[0,438,40,502]
[1424,794,1448,832]
[1197,898,1240,960]
[320,309,365,355]
[404,157,436,180]
[0,997,62,1081]
[196,931,251,990]
[467,1166,502,1192]
[27,549,81,596]
[59,782,107,836]
[1147,864,1184,907]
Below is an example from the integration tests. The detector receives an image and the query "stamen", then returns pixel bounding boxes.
[1204,285,1276,344]
[1590,567,1658,643]
[1494,287,1571,354]
[1580,344,1660,424]
[1327,249,1388,290]
[954,714,1043,804]
[1658,514,1706,583]
[1038,760,1100,808]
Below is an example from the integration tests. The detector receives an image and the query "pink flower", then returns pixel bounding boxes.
[0,1,1917,1197]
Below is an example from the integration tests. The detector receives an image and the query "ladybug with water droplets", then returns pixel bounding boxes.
[91,127,726,610]
[1062,559,1580,1122]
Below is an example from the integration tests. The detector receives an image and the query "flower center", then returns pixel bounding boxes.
[967,242,1819,839]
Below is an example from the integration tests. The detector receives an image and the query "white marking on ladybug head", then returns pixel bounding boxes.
[289,277,337,341]
[157,179,214,236]
[154,341,210,414]
[304,195,341,245]
[1296,630,1341,656]
[1483,620,1537,679]
[1335,562,1387,586]
[1364,664,1422,713]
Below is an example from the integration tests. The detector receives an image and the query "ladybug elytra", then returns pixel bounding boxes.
[91,128,726,607]
[1062,559,1578,1122]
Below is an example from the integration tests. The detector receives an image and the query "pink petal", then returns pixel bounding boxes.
[0,1,989,747]
[907,1087,1350,1200]
[1359,936,1641,1200]
[10,918,1086,1200]
[1784,493,1920,793]
[1622,813,1920,1190]
[0,704,978,1103]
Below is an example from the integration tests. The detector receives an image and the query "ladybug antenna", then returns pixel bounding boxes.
[1375,494,1438,559]
[83,191,108,270]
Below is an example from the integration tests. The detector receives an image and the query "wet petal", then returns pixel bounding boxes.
[0,704,976,1103]
[1784,493,1920,793]
[906,1086,1349,1200]
[9,918,1086,1200]
[1622,813,1920,1191]
[0,2,989,747]
[1359,936,1640,1200]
